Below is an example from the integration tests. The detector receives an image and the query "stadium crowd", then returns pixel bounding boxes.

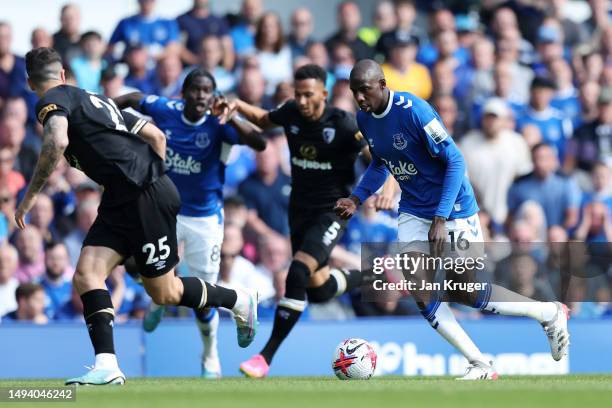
[0,0,611,324]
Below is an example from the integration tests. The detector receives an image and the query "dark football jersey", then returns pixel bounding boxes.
[35,85,165,206]
[269,101,366,210]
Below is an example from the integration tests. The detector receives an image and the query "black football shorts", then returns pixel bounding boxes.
[83,175,181,278]
[289,207,348,267]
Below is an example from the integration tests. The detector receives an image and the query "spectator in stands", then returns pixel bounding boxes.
[0,22,30,113]
[255,234,290,305]
[38,242,73,320]
[495,27,534,104]
[507,143,581,229]
[0,146,24,197]
[381,35,431,100]
[467,38,495,108]
[0,244,19,318]
[229,0,263,57]
[123,44,155,94]
[288,8,314,59]
[532,19,566,77]
[549,0,589,49]
[70,31,107,93]
[460,98,532,227]
[508,254,555,301]
[305,42,336,92]
[29,193,58,245]
[177,0,234,69]
[52,4,81,63]
[1,283,48,324]
[574,162,612,243]
[0,117,37,181]
[2,96,40,152]
[218,223,268,297]
[108,0,180,61]
[239,141,291,237]
[152,54,183,98]
[254,12,293,96]
[340,196,396,256]
[431,94,462,138]
[418,28,470,71]
[101,65,138,98]
[114,271,149,321]
[196,35,235,94]
[31,27,53,49]
[237,67,271,108]
[550,58,581,128]
[0,187,12,242]
[518,77,573,162]
[358,1,396,48]
[376,0,424,60]
[14,225,45,283]
[330,41,356,82]
[566,87,612,173]
[64,199,98,267]
[325,1,373,61]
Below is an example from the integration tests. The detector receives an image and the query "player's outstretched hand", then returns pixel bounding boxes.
[428,216,447,258]
[335,196,360,220]
[212,94,236,124]
[14,196,35,230]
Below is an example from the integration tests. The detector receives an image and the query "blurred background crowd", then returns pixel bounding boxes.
[0,0,611,325]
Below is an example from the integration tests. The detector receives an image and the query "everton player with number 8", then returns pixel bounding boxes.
[335,60,570,380]
[114,69,266,378]
[219,64,396,378]
[19,48,258,386]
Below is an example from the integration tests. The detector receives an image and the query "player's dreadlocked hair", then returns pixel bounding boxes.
[182,68,217,95]
[25,47,63,86]
[294,64,327,85]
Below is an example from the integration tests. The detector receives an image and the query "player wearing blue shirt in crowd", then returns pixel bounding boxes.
[335,59,571,380]
[115,68,266,378]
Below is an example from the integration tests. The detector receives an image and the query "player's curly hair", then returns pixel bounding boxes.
[182,68,217,95]
[294,64,327,85]
[25,47,63,86]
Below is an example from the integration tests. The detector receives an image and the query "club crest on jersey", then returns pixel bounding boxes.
[290,125,300,135]
[322,127,336,144]
[195,132,210,149]
[393,133,407,150]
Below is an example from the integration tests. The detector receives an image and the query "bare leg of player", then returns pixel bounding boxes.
[240,251,362,378]
[66,246,129,385]
[67,246,257,386]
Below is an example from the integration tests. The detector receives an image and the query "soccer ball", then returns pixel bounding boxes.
[332,338,377,380]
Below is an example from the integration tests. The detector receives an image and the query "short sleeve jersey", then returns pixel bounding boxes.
[268,101,365,210]
[35,85,165,206]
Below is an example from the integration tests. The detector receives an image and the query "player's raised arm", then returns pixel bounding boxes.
[212,95,267,151]
[220,98,277,130]
[15,115,69,229]
[114,92,146,111]
[335,152,389,219]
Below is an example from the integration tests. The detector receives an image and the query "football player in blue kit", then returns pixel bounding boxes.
[115,68,266,378]
[335,60,570,380]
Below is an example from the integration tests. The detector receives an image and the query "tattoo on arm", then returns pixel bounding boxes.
[27,116,69,196]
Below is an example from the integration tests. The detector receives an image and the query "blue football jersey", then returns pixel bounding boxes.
[140,95,240,217]
[354,91,479,220]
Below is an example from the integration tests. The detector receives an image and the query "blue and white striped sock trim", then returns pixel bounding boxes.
[474,281,492,310]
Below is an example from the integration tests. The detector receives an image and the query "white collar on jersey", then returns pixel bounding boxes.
[372,90,394,119]
[181,112,208,126]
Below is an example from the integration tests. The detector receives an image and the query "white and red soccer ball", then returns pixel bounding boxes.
[332,338,377,380]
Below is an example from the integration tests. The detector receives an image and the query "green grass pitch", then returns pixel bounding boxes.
[1,376,611,408]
